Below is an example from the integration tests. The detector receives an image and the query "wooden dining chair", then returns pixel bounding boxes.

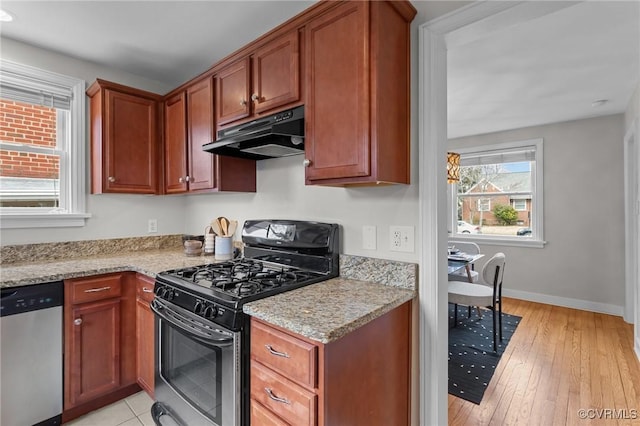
[448,252,506,351]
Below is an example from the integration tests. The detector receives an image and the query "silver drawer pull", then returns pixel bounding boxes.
[265,344,290,358]
[265,388,290,405]
[84,286,111,293]
[142,287,154,293]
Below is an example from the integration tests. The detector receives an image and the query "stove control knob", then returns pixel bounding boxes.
[166,290,175,301]
[156,287,166,298]
[194,301,204,314]
[204,305,217,319]
[154,285,163,295]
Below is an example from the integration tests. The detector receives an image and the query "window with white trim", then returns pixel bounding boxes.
[450,138,544,246]
[511,198,527,211]
[0,60,90,228]
[477,198,490,212]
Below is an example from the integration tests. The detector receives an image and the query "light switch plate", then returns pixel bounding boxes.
[148,219,158,233]
[389,225,414,252]
[362,225,377,250]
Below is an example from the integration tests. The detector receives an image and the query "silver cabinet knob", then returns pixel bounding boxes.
[108,176,115,183]
[179,177,183,183]
[185,176,191,182]
[240,99,247,106]
[74,318,82,326]
[251,94,259,102]
[303,159,312,167]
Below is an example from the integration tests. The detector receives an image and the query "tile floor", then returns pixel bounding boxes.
[64,392,155,426]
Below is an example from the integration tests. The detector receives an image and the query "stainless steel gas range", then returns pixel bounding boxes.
[150,220,339,426]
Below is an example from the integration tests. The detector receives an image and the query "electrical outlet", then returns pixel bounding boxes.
[148,219,158,233]
[362,225,377,250]
[389,226,414,252]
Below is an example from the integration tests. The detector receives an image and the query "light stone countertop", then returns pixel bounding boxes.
[0,249,215,287]
[1,247,417,345]
[243,277,415,344]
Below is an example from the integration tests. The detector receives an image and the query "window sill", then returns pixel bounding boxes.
[449,234,546,248]
[1,213,92,229]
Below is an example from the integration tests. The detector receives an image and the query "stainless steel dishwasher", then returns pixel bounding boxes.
[1,281,63,426]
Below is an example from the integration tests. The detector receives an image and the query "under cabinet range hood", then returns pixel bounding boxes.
[203,106,304,160]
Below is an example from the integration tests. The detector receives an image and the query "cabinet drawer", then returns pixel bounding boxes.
[251,319,317,388]
[136,276,155,303]
[251,362,316,426]
[68,274,122,304]
[250,400,289,426]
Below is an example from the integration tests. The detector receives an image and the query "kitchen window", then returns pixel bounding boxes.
[0,60,90,228]
[449,138,544,247]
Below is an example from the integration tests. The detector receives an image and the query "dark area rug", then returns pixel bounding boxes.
[448,304,521,404]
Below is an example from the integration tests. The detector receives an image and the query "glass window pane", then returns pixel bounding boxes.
[455,160,534,237]
[0,99,61,208]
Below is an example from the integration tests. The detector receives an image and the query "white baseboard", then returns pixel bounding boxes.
[636,336,640,362]
[502,288,624,317]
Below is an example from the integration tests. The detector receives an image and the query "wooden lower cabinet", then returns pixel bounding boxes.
[62,273,140,423]
[135,273,155,398]
[250,301,412,425]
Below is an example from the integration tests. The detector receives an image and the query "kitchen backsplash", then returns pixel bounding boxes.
[339,255,417,290]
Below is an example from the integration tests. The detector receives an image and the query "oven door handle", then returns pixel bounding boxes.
[151,299,234,348]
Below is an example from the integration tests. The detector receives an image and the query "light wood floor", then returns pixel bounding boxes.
[448,298,640,425]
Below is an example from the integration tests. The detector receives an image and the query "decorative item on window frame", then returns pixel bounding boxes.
[447,152,460,183]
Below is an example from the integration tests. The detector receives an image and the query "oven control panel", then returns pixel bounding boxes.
[153,283,240,331]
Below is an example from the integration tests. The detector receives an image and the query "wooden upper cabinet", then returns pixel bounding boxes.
[216,58,251,126]
[164,76,256,193]
[164,92,188,193]
[252,30,300,115]
[304,1,416,186]
[304,2,369,183]
[186,78,216,191]
[216,29,301,128]
[87,79,161,194]
[163,77,217,193]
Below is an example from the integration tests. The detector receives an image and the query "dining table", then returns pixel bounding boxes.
[447,252,485,283]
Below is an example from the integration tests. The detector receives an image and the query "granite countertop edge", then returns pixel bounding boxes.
[243,278,416,344]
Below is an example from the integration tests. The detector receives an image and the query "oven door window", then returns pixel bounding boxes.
[159,320,237,426]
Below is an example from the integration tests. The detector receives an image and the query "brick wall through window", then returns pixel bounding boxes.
[0,99,59,179]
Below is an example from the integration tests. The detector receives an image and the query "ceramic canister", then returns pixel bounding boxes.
[214,236,232,260]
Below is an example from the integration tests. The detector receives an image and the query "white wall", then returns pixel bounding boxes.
[449,114,627,313]
[0,38,188,245]
[184,155,420,261]
[625,83,639,132]
[624,82,640,358]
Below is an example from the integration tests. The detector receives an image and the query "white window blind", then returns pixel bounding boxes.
[0,69,72,110]
[460,145,536,166]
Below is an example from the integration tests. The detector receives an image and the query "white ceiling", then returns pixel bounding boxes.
[447,1,639,138]
[0,1,316,87]
[0,1,638,138]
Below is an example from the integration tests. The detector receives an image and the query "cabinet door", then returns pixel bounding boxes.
[104,89,158,193]
[136,297,155,397]
[216,58,250,126]
[304,2,370,182]
[187,77,216,191]
[164,92,188,194]
[66,298,121,407]
[252,30,300,115]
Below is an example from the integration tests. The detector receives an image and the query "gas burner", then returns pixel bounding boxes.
[236,281,260,297]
